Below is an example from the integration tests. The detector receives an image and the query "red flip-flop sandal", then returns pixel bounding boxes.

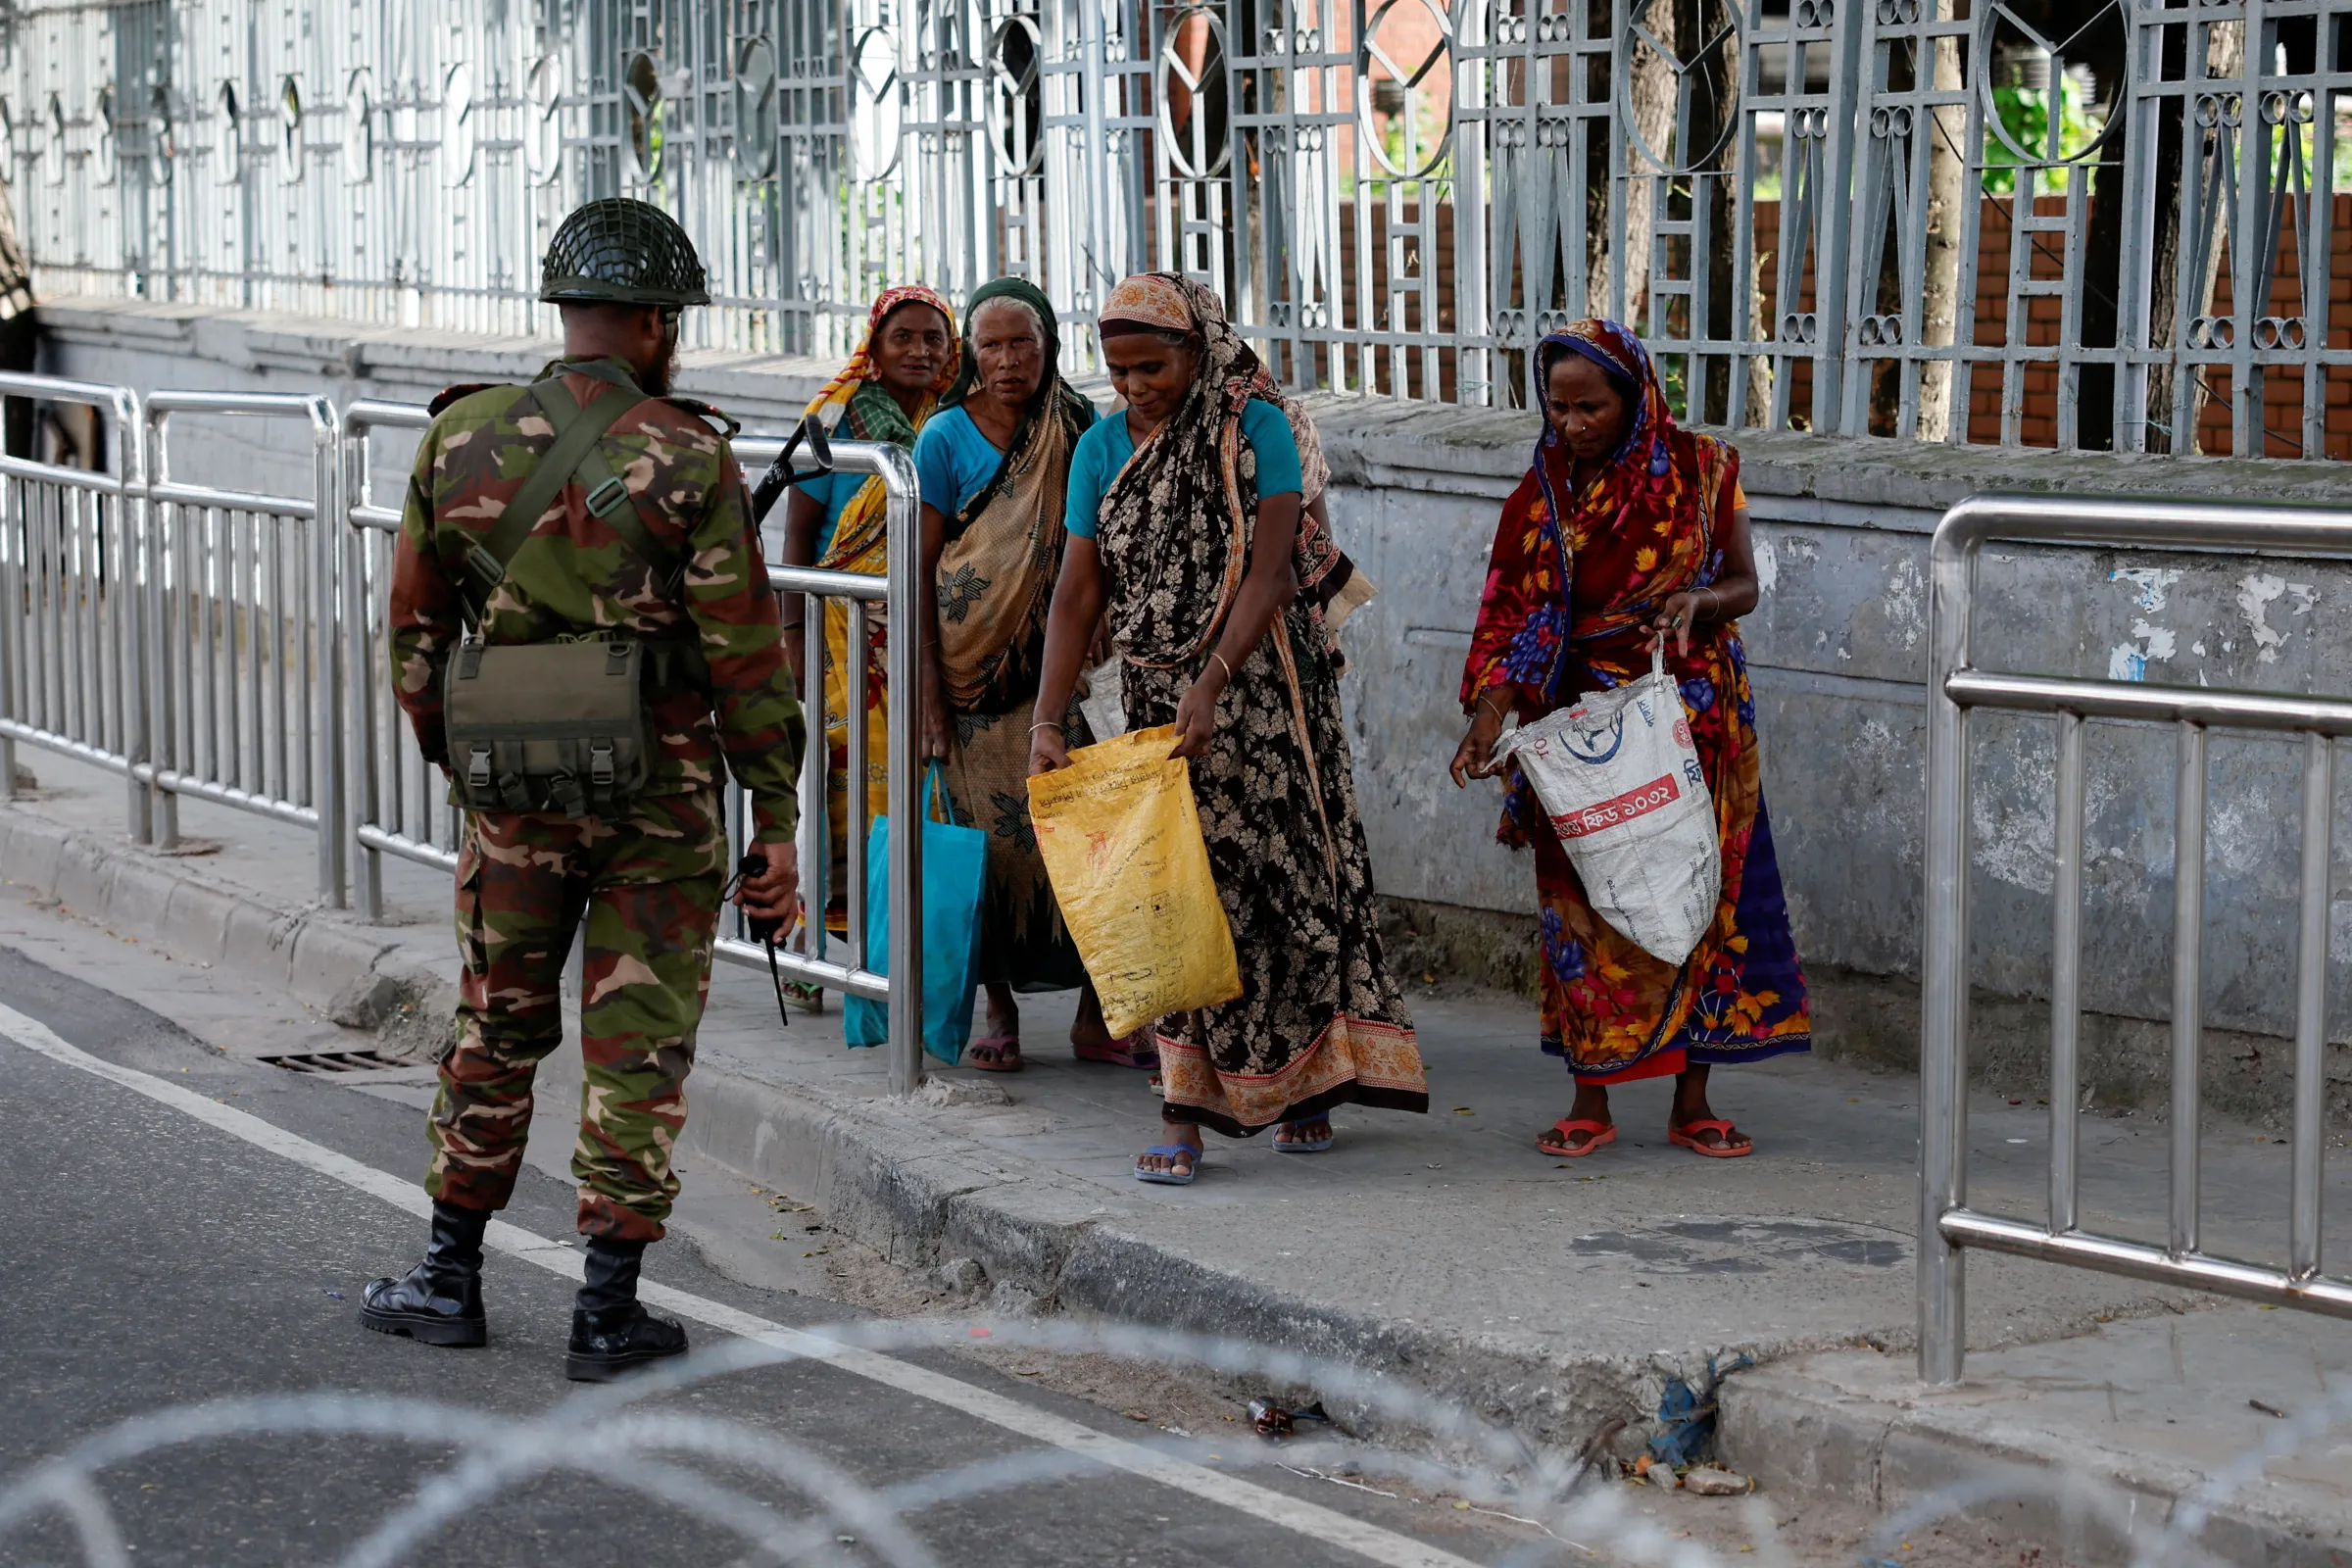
[1537,1118,1617,1157]
[1668,1117,1752,1157]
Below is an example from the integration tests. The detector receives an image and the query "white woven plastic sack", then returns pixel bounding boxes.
[1493,646,1722,965]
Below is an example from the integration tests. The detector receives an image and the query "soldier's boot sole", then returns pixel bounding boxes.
[358,1304,489,1348]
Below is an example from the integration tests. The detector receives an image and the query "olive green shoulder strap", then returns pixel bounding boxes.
[458,379,645,617]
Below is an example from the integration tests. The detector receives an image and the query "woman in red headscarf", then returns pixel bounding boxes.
[774,286,956,939]
[1450,320,1811,1160]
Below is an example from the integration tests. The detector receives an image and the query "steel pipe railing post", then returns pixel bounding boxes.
[876,443,925,1098]
[2169,721,2207,1259]
[2291,734,2332,1282]
[2048,709,2084,1237]
[1919,511,1977,1385]
[306,396,344,907]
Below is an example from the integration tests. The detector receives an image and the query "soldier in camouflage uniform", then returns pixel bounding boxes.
[360,199,806,1380]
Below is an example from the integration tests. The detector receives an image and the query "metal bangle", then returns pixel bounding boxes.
[1476,689,1510,719]
[1029,720,1064,734]
[1206,651,1234,684]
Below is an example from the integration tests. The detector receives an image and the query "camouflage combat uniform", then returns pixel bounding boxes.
[389,356,805,1243]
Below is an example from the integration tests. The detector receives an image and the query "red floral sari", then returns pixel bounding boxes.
[1461,320,1811,1083]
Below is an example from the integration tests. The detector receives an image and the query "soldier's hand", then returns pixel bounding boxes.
[737,840,802,927]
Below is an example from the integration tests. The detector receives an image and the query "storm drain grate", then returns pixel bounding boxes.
[257,1050,412,1075]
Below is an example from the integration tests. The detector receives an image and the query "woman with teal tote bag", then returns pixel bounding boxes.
[845,761,988,1062]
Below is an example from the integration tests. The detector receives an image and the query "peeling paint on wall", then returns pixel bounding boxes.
[1753,536,1779,595]
[2110,565,2182,612]
[2106,619,2177,681]
[1884,556,1926,650]
[2235,572,2314,663]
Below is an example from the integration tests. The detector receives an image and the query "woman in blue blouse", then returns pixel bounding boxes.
[909,278,1139,1071]
[1026,272,1425,1186]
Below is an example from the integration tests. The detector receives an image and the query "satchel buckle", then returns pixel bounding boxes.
[585,476,631,517]
[466,745,493,791]
[588,741,616,788]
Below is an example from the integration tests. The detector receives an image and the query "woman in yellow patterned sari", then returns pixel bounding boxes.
[777,286,956,931]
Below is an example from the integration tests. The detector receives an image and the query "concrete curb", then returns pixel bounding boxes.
[1719,1363,2349,1568]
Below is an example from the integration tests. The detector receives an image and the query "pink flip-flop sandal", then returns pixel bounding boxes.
[963,1035,1023,1072]
[1074,1030,1158,1069]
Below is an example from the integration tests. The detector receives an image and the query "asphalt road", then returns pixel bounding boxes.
[0,942,1514,1568]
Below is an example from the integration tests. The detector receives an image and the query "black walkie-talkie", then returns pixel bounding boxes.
[736,851,791,1030]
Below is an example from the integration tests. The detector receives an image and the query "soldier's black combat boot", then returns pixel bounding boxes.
[358,1200,490,1348]
[564,1236,689,1382]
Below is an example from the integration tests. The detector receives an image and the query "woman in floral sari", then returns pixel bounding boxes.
[1030,272,1426,1184]
[776,285,956,932]
[911,276,1143,1071]
[1450,319,1810,1158]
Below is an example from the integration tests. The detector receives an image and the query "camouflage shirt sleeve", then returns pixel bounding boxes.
[689,444,807,842]
[387,426,460,768]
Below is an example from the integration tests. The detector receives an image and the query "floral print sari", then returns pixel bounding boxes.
[1462,319,1810,1082]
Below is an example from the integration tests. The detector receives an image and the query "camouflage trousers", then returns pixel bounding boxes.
[425,789,725,1242]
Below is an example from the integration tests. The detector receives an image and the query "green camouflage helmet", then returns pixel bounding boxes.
[540,198,711,308]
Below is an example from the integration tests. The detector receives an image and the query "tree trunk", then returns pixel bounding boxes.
[2145,19,2242,453]
[1613,0,1679,325]
[1915,16,1969,442]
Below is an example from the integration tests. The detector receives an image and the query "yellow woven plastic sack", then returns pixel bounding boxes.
[1026,724,1242,1038]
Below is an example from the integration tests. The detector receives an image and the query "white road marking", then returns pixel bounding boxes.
[0,1002,1485,1568]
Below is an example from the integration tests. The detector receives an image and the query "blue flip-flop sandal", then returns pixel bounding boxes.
[1273,1119,1334,1153]
[1134,1145,1199,1185]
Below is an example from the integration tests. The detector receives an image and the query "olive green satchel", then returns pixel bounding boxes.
[440,374,702,817]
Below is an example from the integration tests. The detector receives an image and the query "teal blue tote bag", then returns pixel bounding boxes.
[845,761,987,1063]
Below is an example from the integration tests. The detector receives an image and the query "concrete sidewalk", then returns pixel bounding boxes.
[3,748,2347,1562]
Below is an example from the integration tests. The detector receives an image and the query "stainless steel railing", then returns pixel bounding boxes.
[141,391,344,905]
[0,372,148,838]
[1919,493,2352,1386]
[0,369,926,1096]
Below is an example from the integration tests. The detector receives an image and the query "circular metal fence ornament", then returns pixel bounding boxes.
[278,75,303,184]
[342,69,373,185]
[44,93,67,189]
[441,62,475,188]
[1155,5,1230,179]
[734,36,779,180]
[987,15,1044,176]
[848,26,903,181]
[94,86,117,186]
[526,55,564,185]
[624,51,664,184]
[1357,0,1456,180]
[1978,1,2128,169]
[1620,0,1741,174]
[216,80,241,186]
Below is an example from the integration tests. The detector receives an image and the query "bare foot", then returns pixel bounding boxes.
[1067,981,1113,1054]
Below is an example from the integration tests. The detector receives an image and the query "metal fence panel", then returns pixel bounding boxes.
[9,0,2349,452]
[0,371,147,836]
[1919,493,2352,1387]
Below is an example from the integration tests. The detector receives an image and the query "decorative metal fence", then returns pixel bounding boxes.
[0,0,2348,454]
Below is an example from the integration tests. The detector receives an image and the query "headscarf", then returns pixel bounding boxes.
[1093,272,1348,667]
[802,284,958,571]
[1458,317,1737,713]
[931,276,1097,710]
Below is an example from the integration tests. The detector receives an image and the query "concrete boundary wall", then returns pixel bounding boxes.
[34,294,2352,1120]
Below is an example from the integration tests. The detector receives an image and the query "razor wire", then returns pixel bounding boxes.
[0,0,2345,452]
[0,1314,2328,1566]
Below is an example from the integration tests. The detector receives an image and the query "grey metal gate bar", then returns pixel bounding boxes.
[1920,493,2352,1386]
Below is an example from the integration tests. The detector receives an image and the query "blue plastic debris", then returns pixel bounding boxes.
[1645,1351,1755,1468]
